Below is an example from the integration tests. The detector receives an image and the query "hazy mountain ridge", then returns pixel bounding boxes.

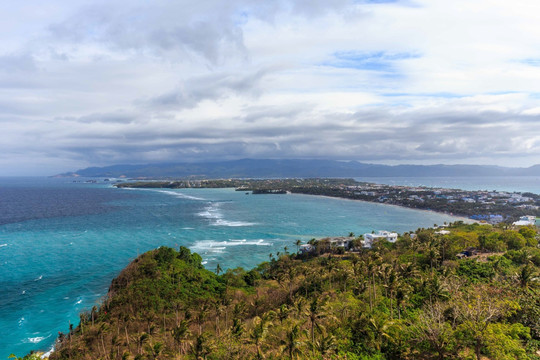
[58,159,540,178]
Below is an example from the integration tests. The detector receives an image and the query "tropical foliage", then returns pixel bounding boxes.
[30,222,540,359]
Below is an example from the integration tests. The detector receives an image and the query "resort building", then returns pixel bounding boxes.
[512,215,537,226]
[363,231,398,248]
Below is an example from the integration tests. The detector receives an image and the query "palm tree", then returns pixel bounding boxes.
[305,298,325,346]
[250,314,273,359]
[197,302,211,335]
[172,320,191,354]
[213,300,224,335]
[191,333,212,360]
[144,342,164,360]
[518,263,537,289]
[137,333,149,355]
[295,239,302,253]
[91,305,98,326]
[367,314,398,352]
[425,238,441,271]
[282,324,303,360]
[122,313,133,347]
[277,304,290,324]
[96,322,110,358]
[231,318,244,339]
[307,327,336,357]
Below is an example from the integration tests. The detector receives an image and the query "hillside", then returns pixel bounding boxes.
[56,159,540,179]
[21,222,540,359]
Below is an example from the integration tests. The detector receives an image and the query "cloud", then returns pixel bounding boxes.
[1,0,540,175]
[145,68,272,110]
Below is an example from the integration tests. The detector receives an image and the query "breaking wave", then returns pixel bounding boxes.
[198,203,256,227]
[190,239,272,255]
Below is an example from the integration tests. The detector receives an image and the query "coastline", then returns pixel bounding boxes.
[287,192,475,224]
[115,177,538,222]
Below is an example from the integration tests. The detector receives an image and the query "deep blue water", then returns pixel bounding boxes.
[0,177,474,357]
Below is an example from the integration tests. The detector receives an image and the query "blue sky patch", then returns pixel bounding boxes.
[519,59,540,67]
[324,51,420,73]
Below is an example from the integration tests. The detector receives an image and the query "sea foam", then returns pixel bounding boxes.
[198,203,256,227]
[26,334,50,344]
[190,239,272,255]
[155,190,206,201]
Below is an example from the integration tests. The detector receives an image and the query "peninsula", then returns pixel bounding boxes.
[115,178,540,222]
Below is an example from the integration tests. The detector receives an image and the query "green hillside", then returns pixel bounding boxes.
[20,222,540,359]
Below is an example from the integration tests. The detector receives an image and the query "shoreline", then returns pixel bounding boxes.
[287,192,475,224]
[115,177,538,222]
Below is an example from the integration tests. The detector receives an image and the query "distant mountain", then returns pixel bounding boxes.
[57,159,540,179]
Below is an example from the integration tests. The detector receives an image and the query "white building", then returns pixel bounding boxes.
[363,231,398,248]
[513,215,537,226]
[299,244,314,253]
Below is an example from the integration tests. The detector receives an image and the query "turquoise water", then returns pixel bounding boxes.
[355,176,540,194]
[1,178,465,357]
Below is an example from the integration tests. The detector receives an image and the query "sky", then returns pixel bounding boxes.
[2,0,540,175]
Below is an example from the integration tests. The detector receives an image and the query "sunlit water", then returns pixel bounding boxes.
[0,177,471,357]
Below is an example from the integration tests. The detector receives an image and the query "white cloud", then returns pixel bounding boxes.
[1,0,540,175]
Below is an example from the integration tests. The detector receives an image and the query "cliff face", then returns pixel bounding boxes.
[44,223,540,359]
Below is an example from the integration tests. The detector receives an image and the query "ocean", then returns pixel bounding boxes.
[0,176,525,357]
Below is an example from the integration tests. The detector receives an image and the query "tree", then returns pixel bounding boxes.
[453,286,521,360]
[282,324,304,360]
[250,314,273,359]
[197,302,211,335]
[277,304,290,324]
[517,263,537,289]
[191,332,213,360]
[410,302,456,360]
[172,320,191,354]
[305,298,325,347]
[8,354,42,360]
[501,231,527,250]
[144,342,164,360]
[295,239,302,253]
[307,327,336,357]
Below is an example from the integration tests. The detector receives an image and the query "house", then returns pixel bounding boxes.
[299,244,315,254]
[328,237,352,248]
[363,231,398,248]
[513,215,537,226]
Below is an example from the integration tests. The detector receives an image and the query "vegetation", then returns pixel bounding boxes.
[27,223,540,359]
